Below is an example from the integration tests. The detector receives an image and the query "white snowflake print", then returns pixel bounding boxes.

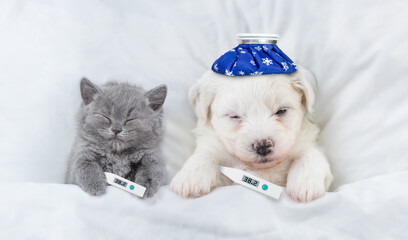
[230,49,236,52]
[250,71,263,76]
[240,50,246,54]
[233,62,237,67]
[252,51,257,56]
[250,60,256,66]
[214,64,219,72]
[281,62,289,71]
[262,46,269,51]
[291,62,298,69]
[239,71,245,75]
[262,58,273,66]
[225,69,234,76]
[238,47,243,50]
[254,46,262,51]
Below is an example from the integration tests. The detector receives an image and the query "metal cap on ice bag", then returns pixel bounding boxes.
[237,33,279,45]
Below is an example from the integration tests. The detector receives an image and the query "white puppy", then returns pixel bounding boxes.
[171,66,333,202]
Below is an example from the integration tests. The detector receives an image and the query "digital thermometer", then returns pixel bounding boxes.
[220,166,283,199]
[104,172,146,197]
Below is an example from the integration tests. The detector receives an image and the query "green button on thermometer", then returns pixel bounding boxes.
[104,172,146,197]
[220,166,282,199]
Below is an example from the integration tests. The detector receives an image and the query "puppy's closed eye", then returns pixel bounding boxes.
[275,108,287,116]
[226,113,242,124]
[230,115,241,119]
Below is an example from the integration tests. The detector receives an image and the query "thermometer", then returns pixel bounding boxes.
[219,166,283,199]
[104,172,146,197]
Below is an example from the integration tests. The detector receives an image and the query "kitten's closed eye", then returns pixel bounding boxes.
[94,114,111,124]
[124,118,137,125]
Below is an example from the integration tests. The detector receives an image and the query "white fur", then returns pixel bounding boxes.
[171,66,333,202]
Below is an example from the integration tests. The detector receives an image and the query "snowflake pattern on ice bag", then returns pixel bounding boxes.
[212,42,297,77]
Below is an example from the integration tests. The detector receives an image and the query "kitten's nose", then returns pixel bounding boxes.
[253,139,274,156]
[111,127,122,135]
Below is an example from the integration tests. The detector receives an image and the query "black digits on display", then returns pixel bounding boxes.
[241,175,259,187]
[113,178,127,187]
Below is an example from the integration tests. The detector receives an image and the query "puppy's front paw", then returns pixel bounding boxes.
[170,165,217,198]
[286,176,325,203]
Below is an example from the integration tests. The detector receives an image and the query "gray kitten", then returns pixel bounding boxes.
[65,78,167,198]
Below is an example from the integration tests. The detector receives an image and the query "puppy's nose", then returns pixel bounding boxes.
[111,127,122,135]
[253,139,274,156]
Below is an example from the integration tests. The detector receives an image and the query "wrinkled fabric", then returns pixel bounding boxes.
[1,0,408,239]
[1,172,408,240]
[212,44,297,76]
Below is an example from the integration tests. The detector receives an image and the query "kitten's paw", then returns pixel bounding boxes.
[170,165,217,198]
[143,189,157,199]
[286,175,326,203]
[79,178,107,196]
[86,185,106,196]
[135,177,160,199]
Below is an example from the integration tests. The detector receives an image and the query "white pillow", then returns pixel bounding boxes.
[0,1,406,190]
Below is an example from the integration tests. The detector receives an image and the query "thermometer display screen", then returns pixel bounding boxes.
[241,175,259,187]
[113,178,127,187]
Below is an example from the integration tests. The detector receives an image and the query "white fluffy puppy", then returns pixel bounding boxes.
[171,66,333,202]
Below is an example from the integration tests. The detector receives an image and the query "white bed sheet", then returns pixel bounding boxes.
[0,0,407,238]
[1,171,407,239]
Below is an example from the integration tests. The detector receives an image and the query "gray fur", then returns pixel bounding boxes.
[65,78,167,198]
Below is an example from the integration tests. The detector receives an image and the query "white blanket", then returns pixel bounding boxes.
[1,171,407,239]
[0,0,407,238]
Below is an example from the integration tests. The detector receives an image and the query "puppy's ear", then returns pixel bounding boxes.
[80,78,101,105]
[188,73,217,127]
[291,66,317,113]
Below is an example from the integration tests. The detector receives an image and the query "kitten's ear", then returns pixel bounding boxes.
[80,78,101,105]
[145,84,167,111]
